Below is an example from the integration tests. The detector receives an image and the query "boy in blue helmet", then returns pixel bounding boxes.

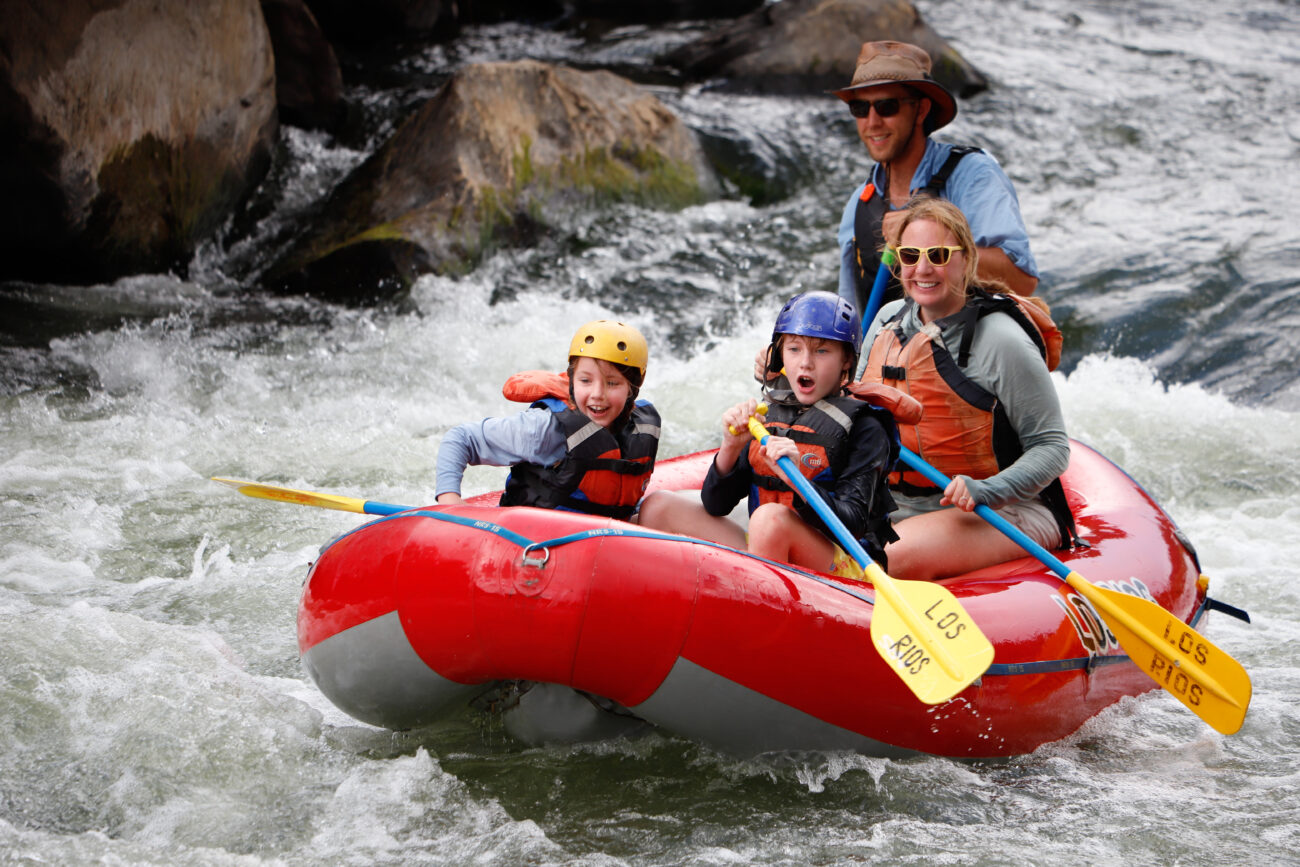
[640,291,902,577]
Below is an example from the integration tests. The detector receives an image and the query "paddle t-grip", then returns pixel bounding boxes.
[727,402,769,436]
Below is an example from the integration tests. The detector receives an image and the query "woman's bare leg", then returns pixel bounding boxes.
[885,508,1030,581]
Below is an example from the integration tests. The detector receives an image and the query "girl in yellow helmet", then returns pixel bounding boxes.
[435,320,661,521]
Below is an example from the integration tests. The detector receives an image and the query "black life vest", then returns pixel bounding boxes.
[747,394,900,555]
[851,146,982,316]
[500,398,661,520]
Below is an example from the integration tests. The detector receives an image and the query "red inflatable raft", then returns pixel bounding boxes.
[298,440,1212,758]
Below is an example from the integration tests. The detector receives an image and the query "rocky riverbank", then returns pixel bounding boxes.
[0,0,984,300]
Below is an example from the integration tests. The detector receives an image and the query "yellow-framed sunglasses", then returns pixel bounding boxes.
[893,245,963,267]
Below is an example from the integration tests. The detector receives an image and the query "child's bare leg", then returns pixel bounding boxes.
[638,490,747,549]
[747,502,836,572]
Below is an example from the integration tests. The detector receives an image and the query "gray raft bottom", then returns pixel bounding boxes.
[304,611,913,757]
[302,610,482,730]
[630,657,914,758]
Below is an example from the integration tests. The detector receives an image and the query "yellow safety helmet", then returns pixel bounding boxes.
[567,320,648,377]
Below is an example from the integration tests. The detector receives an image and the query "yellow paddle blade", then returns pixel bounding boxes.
[1064,573,1252,734]
[865,563,995,705]
[210,477,370,514]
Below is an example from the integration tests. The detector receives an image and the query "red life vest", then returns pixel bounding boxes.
[744,393,903,557]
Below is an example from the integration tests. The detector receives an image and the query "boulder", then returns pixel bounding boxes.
[262,0,346,133]
[662,0,988,98]
[0,0,278,284]
[264,59,720,301]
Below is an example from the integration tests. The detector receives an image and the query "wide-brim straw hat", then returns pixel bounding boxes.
[830,40,957,133]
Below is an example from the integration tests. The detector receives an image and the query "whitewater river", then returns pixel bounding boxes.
[3,0,1299,863]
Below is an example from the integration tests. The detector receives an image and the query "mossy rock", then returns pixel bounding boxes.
[264,60,719,301]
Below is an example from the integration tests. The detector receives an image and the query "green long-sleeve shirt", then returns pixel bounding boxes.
[862,298,1070,517]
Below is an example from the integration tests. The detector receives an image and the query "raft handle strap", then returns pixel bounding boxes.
[1194,595,1251,626]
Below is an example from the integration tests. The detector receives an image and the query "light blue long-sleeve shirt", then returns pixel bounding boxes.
[435,408,568,498]
[837,138,1039,305]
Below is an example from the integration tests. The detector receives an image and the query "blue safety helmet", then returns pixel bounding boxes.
[771,290,862,358]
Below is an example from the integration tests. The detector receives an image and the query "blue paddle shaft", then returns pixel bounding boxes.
[862,257,893,332]
[895,446,1070,580]
[364,501,409,516]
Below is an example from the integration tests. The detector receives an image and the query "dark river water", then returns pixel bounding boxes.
[2,0,1299,863]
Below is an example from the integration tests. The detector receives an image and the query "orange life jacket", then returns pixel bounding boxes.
[502,370,572,407]
[859,291,1080,547]
[861,289,1060,491]
[863,321,1002,490]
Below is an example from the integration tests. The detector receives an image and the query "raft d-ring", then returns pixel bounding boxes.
[520,543,550,569]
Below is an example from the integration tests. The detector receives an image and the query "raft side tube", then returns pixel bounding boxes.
[299,517,414,653]
[396,507,704,707]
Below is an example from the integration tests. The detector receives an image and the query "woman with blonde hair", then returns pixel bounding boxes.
[859,197,1079,580]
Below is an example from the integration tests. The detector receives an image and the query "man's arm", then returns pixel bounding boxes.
[941,150,1040,295]
[975,245,1038,296]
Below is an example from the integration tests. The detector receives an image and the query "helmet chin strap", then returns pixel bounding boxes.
[760,364,794,405]
[614,384,639,430]
[765,341,782,374]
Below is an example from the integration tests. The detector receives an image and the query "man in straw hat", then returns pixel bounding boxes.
[832,40,1039,308]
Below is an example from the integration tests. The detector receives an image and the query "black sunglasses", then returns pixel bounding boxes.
[847,97,917,119]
